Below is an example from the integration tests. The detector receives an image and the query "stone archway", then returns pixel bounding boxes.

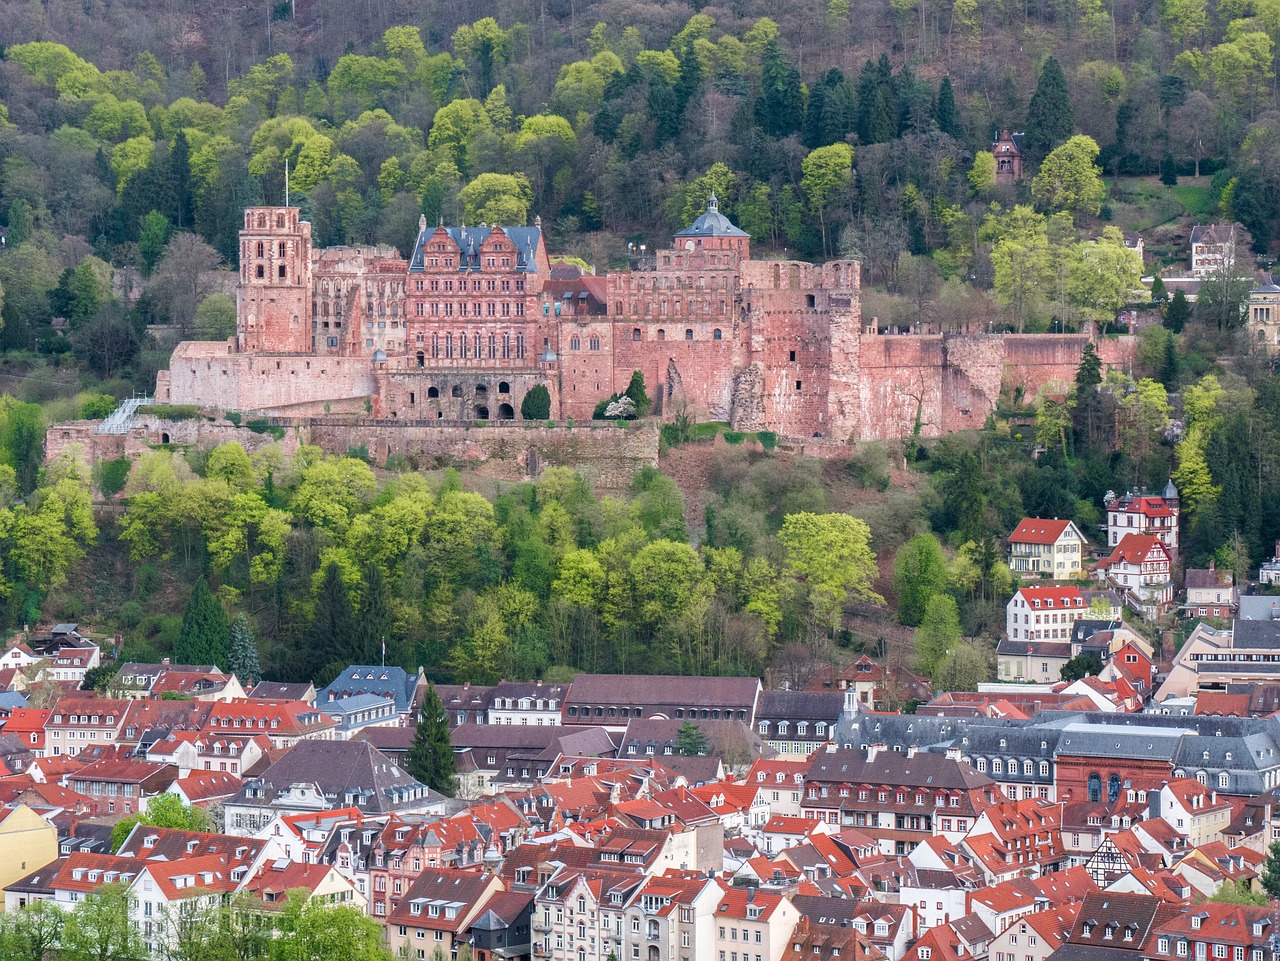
[474,405,490,420]
[497,402,514,420]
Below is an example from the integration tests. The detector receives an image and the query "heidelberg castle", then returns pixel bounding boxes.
[156,200,1134,442]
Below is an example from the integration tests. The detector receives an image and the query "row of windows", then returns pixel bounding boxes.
[411,334,525,360]
[414,277,519,293]
[971,758,1052,778]
[416,302,525,317]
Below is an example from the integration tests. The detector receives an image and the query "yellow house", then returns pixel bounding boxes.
[0,803,58,898]
[1008,518,1088,580]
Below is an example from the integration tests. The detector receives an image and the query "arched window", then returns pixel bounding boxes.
[684,329,694,340]
[657,329,666,341]
[427,387,439,399]
[498,381,510,393]
[633,328,642,341]
[1088,772,1102,802]
[713,328,722,340]
[1108,773,1121,803]
[1218,772,1230,789]
[451,385,462,398]
[570,336,580,350]
[276,214,284,228]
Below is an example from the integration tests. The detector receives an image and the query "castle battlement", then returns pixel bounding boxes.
[159,201,1134,443]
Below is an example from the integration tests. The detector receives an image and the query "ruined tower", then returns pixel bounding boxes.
[238,207,312,354]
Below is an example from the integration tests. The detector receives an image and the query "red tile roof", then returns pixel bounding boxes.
[1097,533,1170,569]
[1010,518,1076,545]
[1014,586,1087,607]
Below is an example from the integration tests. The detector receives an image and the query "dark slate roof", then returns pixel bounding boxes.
[318,665,420,714]
[806,747,994,790]
[234,739,443,813]
[1070,620,1123,645]
[839,707,1280,796]
[249,681,314,703]
[409,224,544,273]
[1231,619,1280,649]
[674,194,749,239]
[756,690,844,722]
[996,639,1073,657]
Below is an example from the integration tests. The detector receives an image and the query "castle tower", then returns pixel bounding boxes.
[673,192,751,257]
[238,207,312,354]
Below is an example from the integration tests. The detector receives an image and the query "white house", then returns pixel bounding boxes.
[1095,533,1173,618]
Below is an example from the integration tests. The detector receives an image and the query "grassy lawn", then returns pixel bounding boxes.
[1169,183,1213,217]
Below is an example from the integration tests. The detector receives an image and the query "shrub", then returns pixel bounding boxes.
[115,600,144,628]
[245,418,270,433]
[756,431,778,450]
[148,404,200,420]
[521,384,552,420]
[94,456,132,497]
[81,394,118,419]
[225,411,242,427]
[722,431,745,444]
[347,444,371,463]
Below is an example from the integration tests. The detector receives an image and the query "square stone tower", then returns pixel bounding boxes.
[238,207,313,354]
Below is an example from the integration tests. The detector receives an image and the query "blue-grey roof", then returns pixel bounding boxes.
[0,692,27,711]
[838,705,1280,795]
[408,224,543,273]
[1237,596,1280,620]
[319,665,418,714]
[675,194,749,240]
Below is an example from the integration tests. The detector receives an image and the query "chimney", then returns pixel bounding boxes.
[1209,559,1215,571]
[866,743,886,762]
[161,657,170,667]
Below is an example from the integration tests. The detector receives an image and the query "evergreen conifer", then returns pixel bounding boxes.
[936,78,959,137]
[227,612,262,687]
[1024,57,1074,165]
[175,577,230,669]
[305,563,356,687]
[406,685,457,797]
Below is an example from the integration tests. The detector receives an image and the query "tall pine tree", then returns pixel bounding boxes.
[351,563,393,666]
[1024,57,1074,166]
[406,685,456,797]
[304,563,356,687]
[175,577,230,669]
[754,38,805,138]
[936,78,959,137]
[227,612,262,687]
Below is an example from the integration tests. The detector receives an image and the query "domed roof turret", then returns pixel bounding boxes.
[1162,478,1179,500]
[675,192,749,239]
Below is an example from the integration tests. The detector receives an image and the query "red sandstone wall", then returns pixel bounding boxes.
[166,343,377,412]
[851,333,1138,441]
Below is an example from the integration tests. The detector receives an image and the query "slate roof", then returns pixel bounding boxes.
[756,690,845,722]
[409,224,544,273]
[806,747,994,790]
[1230,619,1280,649]
[233,739,443,814]
[675,194,749,239]
[318,665,419,714]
